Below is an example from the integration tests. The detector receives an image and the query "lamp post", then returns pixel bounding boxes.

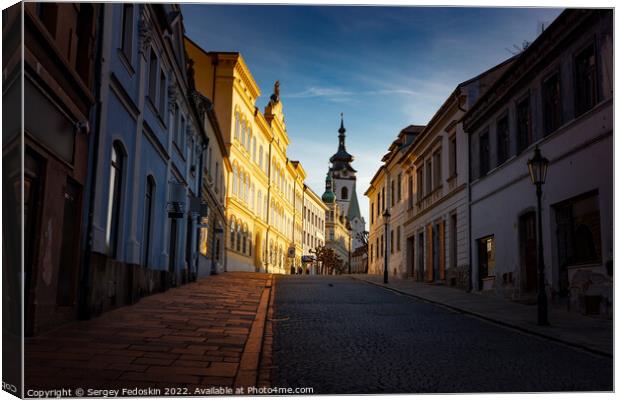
[527,146,550,326]
[383,209,391,284]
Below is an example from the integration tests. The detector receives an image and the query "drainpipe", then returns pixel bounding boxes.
[78,5,105,320]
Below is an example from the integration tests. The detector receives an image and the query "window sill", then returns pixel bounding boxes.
[117,49,135,76]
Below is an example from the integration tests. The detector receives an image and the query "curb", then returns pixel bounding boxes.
[352,276,612,359]
[234,274,274,388]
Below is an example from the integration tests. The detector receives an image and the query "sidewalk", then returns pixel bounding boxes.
[353,275,612,357]
[25,272,272,394]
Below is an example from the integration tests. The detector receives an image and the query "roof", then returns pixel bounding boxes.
[347,189,362,220]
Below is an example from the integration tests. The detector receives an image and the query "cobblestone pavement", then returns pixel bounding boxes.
[272,275,613,394]
[25,272,271,395]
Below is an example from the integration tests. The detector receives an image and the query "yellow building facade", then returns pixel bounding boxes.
[185,38,308,274]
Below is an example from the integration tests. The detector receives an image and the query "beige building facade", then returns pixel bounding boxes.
[186,38,309,274]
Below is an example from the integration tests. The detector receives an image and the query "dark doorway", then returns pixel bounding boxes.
[185,215,193,283]
[24,150,45,336]
[432,224,440,281]
[407,237,415,278]
[143,177,155,268]
[477,236,495,290]
[169,218,178,285]
[519,212,537,292]
[56,178,82,306]
[417,232,424,282]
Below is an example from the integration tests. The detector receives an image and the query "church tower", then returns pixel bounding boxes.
[328,114,366,250]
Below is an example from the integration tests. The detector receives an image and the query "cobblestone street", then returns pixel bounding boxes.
[272,275,613,394]
[25,273,271,394]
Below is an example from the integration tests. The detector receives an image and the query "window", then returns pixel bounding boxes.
[575,43,598,117]
[432,150,441,189]
[37,2,58,35]
[120,4,133,61]
[258,146,263,170]
[180,116,186,150]
[390,229,394,254]
[234,113,240,141]
[232,166,238,196]
[555,191,602,266]
[496,115,509,165]
[449,137,457,177]
[416,166,423,201]
[230,219,235,248]
[517,96,532,152]
[341,186,348,200]
[75,4,94,83]
[397,173,402,202]
[370,203,374,225]
[543,73,562,136]
[397,226,401,252]
[479,130,490,176]
[158,69,166,114]
[381,187,385,211]
[148,49,157,101]
[408,174,413,209]
[425,159,432,195]
[106,142,125,258]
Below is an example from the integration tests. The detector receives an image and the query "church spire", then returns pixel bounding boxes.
[329,113,355,173]
[338,113,347,151]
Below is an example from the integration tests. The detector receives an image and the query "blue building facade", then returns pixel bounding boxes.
[84,4,210,315]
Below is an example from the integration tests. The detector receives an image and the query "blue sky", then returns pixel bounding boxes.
[182,5,563,224]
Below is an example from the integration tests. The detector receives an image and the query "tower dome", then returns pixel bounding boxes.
[322,171,336,204]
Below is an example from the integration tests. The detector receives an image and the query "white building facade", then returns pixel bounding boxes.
[302,185,328,274]
[464,9,613,316]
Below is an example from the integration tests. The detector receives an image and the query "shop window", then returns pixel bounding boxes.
[555,191,602,266]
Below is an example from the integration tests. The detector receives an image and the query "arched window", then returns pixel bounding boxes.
[241,120,246,148]
[230,218,236,248]
[142,176,156,267]
[234,113,240,141]
[257,191,263,218]
[242,230,247,254]
[236,224,242,252]
[259,146,263,170]
[232,165,238,196]
[341,186,348,200]
[106,141,125,258]
[252,137,257,162]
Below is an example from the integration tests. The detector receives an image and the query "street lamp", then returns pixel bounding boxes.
[527,145,550,326]
[383,208,391,284]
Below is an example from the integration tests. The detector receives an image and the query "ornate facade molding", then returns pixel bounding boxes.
[168,82,178,113]
[138,6,152,56]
